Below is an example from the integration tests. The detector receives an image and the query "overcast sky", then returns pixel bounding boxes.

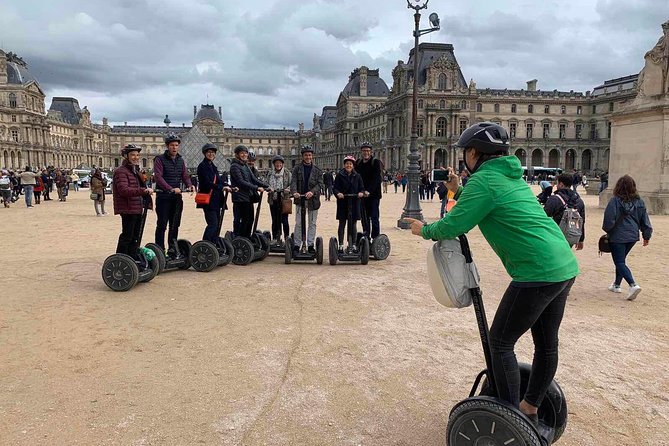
[1,0,667,129]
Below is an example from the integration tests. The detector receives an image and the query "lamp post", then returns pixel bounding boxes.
[398,0,440,229]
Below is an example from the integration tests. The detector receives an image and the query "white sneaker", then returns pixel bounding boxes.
[627,284,642,301]
[608,284,622,293]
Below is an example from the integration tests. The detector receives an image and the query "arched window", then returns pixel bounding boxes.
[418,99,424,109]
[460,100,467,110]
[438,73,447,90]
[436,117,447,137]
[259,159,263,169]
[267,147,272,155]
[352,104,359,116]
[9,93,17,108]
[476,102,482,112]
[511,104,517,113]
[258,147,264,155]
[528,104,534,113]
[440,99,446,109]
[494,103,500,113]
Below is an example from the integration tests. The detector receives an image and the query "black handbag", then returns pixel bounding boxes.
[598,209,627,255]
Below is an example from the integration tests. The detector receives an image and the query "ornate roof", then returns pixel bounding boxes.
[341,67,390,98]
[407,43,467,89]
[48,97,83,125]
[4,52,39,86]
[194,104,222,122]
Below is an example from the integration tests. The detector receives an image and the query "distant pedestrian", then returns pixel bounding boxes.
[91,168,108,216]
[19,167,39,208]
[602,175,652,300]
[599,171,609,194]
[33,174,44,204]
[0,170,12,207]
[401,173,408,193]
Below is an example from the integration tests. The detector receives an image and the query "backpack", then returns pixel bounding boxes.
[556,194,583,246]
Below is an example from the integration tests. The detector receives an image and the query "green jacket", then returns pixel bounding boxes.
[421,156,579,283]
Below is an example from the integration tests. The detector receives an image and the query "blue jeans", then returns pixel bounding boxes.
[440,197,447,218]
[23,185,34,206]
[610,242,637,286]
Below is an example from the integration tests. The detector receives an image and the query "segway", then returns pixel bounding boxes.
[437,235,567,446]
[358,196,391,260]
[224,191,269,265]
[188,191,235,272]
[285,195,323,264]
[145,190,192,273]
[102,196,160,292]
[329,194,369,265]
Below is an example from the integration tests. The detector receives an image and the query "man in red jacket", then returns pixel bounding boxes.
[113,144,153,260]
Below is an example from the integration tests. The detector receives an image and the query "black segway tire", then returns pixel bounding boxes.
[285,236,293,264]
[480,363,567,442]
[360,237,370,265]
[145,243,166,274]
[252,232,270,261]
[189,241,219,272]
[329,237,338,265]
[371,234,391,260]
[102,254,140,292]
[218,238,234,266]
[315,236,323,265]
[447,397,542,446]
[177,239,192,269]
[232,237,254,265]
[138,255,160,283]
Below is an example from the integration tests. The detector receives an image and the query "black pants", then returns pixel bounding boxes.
[269,199,289,239]
[34,191,41,203]
[337,219,357,246]
[489,278,575,408]
[202,207,220,243]
[43,187,50,200]
[362,197,380,239]
[325,185,333,201]
[117,214,143,259]
[155,194,183,251]
[233,202,254,238]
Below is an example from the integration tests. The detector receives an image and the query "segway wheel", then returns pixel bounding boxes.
[480,363,568,442]
[232,237,254,265]
[315,236,323,265]
[138,255,160,283]
[329,237,338,265]
[252,232,270,261]
[102,254,140,292]
[356,232,364,244]
[217,237,234,266]
[284,236,293,264]
[447,398,542,446]
[189,241,219,272]
[177,239,192,269]
[371,234,391,260]
[145,243,166,274]
[360,237,370,265]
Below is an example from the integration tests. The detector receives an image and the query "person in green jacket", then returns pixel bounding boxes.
[405,122,579,425]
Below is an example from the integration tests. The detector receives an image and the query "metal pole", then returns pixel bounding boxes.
[397,11,425,228]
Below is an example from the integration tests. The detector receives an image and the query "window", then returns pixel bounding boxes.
[526,123,533,139]
[607,122,612,139]
[436,118,447,137]
[417,120,424,137]
[9,93,17,108]
[511,104,517,113]
[590,123,597,140]
[353,104,359,116]
[543,123,550,139]
[575,123,582,139]
[592,105,596,114]
[440,99,446,109]
[509,123,517,138]
[461,100,467,110]
[11,115,17,123]
[11,129,19,142]
[142,158,147,168]
[559,123,566,139]
[459,119,468,135]
[74,130,78,135]
[476,102,482,112]
[438,73,447,90]
[609,102,614,112]
[577,106,582,115]
[418,99,424,109]
[494,103,500,113]
[353,123,358,130]
[528,104,534,113]
[114,158,119,168]
[544,105,550,114]
[561,105,566,114]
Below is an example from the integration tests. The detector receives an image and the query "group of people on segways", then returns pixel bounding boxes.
[406,121,578,445]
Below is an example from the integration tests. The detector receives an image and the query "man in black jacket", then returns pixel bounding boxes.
[290,145,324,253]
[544,173,585,250]
[355,142,383,240]
[230,145,268,238]
[323,169,334,201]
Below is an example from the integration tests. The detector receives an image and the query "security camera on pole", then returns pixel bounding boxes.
[398,0,440,229]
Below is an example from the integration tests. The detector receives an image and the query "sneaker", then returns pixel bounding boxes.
[608,283,622,293]
[627,284,642,301]
[338,245,344,252]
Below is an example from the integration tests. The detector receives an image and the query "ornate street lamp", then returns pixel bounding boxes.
[398,0,440,228]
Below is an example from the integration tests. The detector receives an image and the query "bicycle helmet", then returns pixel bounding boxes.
[121,144,142,156]
[343,155,356,164]
[234,144,249,155]
[271,155,285,164]
[201,143,217,154]
[248,151,256,161]
[360,141,373,150]
[300,145,314,154]
[164,133,181,145]
[456,122,509,154]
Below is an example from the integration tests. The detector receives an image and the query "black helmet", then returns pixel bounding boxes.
[271,155,285,164]
[248,151,256,161]
[234,144,249,155]
[164,133,181,145]
[121,144,142,156]
[456,122,509,154]
[202,143,217,154]
[360,141,373,150]
[301,145,314,154]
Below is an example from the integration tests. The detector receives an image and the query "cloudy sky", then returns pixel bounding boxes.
[1,0,667,129]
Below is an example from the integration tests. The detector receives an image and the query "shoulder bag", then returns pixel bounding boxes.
[598,206,627,254]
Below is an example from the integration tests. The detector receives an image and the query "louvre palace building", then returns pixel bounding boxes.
[1,43,638,174]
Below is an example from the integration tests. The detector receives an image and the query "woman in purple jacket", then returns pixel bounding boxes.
[113,144,153,260]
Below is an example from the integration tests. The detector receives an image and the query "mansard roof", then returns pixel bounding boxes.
[407,43,467,89]
[341,67,390,98]
[48,97,83,125]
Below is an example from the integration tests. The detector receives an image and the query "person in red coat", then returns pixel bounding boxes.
[113,144,153,260]
[33,174,44,204]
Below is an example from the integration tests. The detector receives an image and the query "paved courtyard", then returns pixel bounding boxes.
[0,186,667,445]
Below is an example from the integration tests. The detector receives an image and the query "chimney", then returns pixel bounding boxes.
[218,106,222,117]
[359,66,368,97]
[182,123,185,127]
[102,117,108,126]
[526,79,538,92]
[124,121,127,126]
[194,105,197,118]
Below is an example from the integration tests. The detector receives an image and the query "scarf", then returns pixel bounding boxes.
[268,168,286,191]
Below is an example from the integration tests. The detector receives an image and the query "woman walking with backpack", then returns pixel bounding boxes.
[602,175,652,300]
